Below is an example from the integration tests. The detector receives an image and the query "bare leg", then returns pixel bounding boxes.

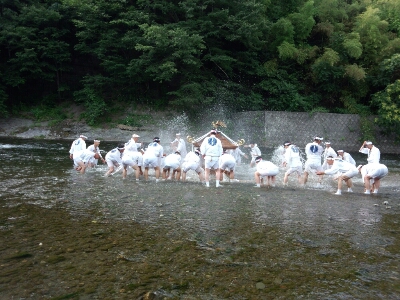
[283,171,289,184]
[122,167,128,179]
[162,168,168,179]
[135,167,140,180]
[182,171,187,181]
[364,175,371,191]
[155,167,160,179]
[175,168,181,180]
[346,178,353,188]
[198,170,204,182]
[144,167,149,180]
[302,172,309,184]
[105,166,115,176]
[254,172,261,184]
[216,169,221,182]
[374,179,381,190]
[78,161,87,174]
[205,168,210,182]
[219,169,223,181]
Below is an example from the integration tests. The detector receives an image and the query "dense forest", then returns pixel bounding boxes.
[1,0,399,137]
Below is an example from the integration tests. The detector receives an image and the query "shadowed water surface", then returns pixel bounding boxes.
[1,138,400,299]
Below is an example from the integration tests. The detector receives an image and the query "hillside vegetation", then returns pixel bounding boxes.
[1,0,400,138]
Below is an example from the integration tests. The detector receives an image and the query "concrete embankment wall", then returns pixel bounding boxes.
[231,111,400,154]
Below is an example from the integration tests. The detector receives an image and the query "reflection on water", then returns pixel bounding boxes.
[1,138,400,299]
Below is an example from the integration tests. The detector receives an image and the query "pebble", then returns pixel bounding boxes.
[256,282,265,289]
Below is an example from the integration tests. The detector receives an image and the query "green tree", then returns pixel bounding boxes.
[0,1,71,104]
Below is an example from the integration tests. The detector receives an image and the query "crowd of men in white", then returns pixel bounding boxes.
[69,131,388,195]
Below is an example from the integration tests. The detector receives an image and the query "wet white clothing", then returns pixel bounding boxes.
[122,151,143,167]
[182,151,203,173]
[339,152,356,166]
[69,138,86,156]
[142,142,163,168]
[87,144,102,156]
[256,160,279,176]
[305,142,324,162]
[200,135,223,158]
[361,163,388,180]
[87,144,103,166]
[323,147,337,159]
[324,159,359,178]
[304,142,323,172]
[229,148,246,164]
[359,146,380,164]
[163,153,181,170]
[172,138,187,158]
[105,148,123,167]
[219,153,236,171]
[204,156,219,170]
[284,145,302,168]
[249,145,262,160]
[73,149,96,165]
[125,139,142,152]
[146,142,164,157]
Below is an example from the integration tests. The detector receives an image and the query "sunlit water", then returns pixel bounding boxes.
[1,138,400,299]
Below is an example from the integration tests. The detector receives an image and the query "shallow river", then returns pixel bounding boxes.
[1,138,400,299]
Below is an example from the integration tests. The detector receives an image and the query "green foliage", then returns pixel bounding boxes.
[344,64,366,81]
[117,113,153,128]
[372,79,400,141]
[314,48,340,66]
[0,0,399,124]
[30,106,67,123]
[278,42,298,60]
[0,90,9,118]
[74,87,107,126]
[343,33,363,59]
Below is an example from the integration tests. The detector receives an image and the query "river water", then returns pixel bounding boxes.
[1,138,400,299]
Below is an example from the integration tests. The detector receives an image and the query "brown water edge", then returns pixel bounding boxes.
[1,195,400,300]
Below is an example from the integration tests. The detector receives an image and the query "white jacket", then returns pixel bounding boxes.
[359,146,380,164]
[305,142,324,163]
[200,136,223,157]
[284,145,302,168]
[69,138,86,155]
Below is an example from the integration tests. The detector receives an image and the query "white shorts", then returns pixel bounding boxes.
[122,158,138,168]
[368,167,388,179]
[258,169,279,176]
[342,169,359,178]
[73,157,85,166]
[163,163,180,171]
[304,161,322,173]
[106,159,119,168]
[204,156,219,170]
[143,156,159,168]
[88,157,99,166]
[219,161,235,171]
[182,162,203,173]
[285,165,302,176]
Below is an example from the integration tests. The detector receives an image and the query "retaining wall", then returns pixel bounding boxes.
[232,111,400,154]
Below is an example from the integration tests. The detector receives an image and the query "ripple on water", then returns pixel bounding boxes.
[1,138,400,298]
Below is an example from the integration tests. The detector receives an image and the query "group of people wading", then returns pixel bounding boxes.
[69,131,388,195]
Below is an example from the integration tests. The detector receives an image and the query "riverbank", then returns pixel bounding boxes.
[0,107,178,143]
